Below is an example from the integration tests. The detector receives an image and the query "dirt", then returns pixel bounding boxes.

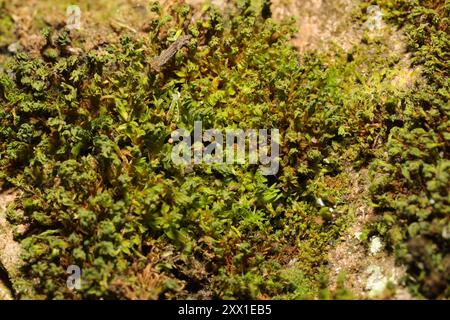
[0,190,20,300]
[5,0,162,55]
[270,0,361,52]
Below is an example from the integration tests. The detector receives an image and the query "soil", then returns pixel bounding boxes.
[0,190,20,300]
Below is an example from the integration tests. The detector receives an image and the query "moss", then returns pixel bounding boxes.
[0,2,357,299]
[0,0,448,300]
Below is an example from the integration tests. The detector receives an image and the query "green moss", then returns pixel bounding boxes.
[0,0,448,300]
[368,0,450,299]
[0,2,358,299]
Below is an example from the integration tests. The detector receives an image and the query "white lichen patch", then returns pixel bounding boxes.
[365,265,403,298]
[369,236,383,255]
[365,265,388,296]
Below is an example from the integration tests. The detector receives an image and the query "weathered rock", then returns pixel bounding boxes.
[0,190,21,299]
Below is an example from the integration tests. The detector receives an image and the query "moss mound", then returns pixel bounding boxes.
[0,0,448,299]
[369,0,449,299]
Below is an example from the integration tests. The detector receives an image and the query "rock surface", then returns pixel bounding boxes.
[0,190,20,299]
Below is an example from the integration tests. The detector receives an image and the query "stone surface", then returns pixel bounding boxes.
[0,190,21,299]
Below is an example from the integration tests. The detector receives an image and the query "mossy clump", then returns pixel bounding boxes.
[0,2,361,299]
[0,0,448,300]
[368,0,450,299]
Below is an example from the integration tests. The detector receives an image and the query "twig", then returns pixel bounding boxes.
[150,35,192,72]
